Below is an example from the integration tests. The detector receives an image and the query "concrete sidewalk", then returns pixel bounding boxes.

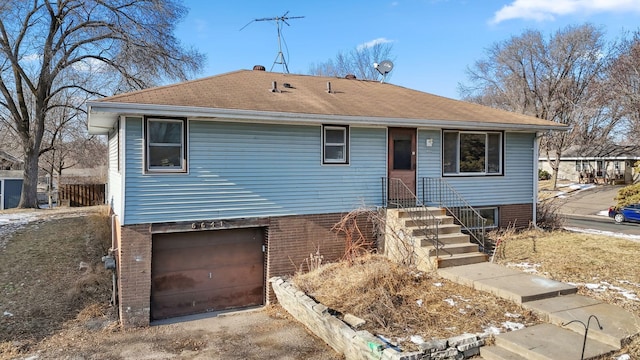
[439,263,640,360]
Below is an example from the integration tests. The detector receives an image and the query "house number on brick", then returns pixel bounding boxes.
[191,221,223,229]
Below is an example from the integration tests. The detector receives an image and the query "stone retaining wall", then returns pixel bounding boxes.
[270,277,487,360]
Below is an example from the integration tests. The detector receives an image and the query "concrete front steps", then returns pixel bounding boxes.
[439,263,640,360]
[396,207,488,269]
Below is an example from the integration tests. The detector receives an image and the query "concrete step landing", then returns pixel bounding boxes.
[438,263,577,304]
[483,323,617,360]
[523,294,640,348]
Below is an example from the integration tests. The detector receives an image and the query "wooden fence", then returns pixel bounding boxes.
[58,184,105,207]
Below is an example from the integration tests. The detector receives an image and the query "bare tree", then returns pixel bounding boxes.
[309,41,395,80]
[608,31,640,145]
[0,0,204,208]
[459,24,614,189]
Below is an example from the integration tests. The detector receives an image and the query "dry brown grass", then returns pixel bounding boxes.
[294,254,540,351]
[0,206,113,354]
[495,229,640,358]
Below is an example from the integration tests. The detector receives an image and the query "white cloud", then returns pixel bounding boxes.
[72,58,107,73]
[491,0,640,24]
[357,37,394,51]
[21,53,41,62]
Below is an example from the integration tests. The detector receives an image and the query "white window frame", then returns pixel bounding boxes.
[145,117,187,173]
[322,125,349,164]
[442,130,503,176]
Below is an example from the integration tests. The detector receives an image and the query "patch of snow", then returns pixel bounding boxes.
[506,262,540,273]
[482,325,501,335]
[458,309,467,314]
[617,354,631,360]
[575,281,639,301]
[502,321,525,331]
[410,335,424,344]
[563,227,640,242]
[444,298,456,306]
[597,210,610,217]
[504,312,521,318]
[416,299,423,307]
[433,282,443,287]
[3,311,13,317]
[0,213,37,250]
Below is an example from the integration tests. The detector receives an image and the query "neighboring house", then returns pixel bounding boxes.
[0,150,23,210]
[87,68,565,327]
[539,145,640,184]
[0,150,22,170]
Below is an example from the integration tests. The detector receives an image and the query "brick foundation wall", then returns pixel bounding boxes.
[266,212,375,303]
[115,212,376,327]
[499,203,533,229]
[118,224,152,327]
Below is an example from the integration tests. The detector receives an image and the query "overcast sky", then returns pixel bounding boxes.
[175,0,640,99]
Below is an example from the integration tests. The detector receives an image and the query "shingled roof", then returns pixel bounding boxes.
[88,69,566,134]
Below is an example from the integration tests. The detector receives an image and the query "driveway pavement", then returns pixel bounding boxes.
[556,184,621,218]
[151,307,342,360]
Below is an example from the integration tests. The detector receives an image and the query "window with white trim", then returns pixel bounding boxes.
[323,125,349,164]
[145,117,187,173]
[442,130,502,175]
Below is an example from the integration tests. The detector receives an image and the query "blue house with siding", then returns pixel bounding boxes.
[87,68,564,326]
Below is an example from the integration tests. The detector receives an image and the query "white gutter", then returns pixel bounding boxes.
[88,101,569,134]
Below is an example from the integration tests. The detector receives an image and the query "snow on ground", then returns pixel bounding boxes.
[563,226,640,242]
[505,262,542,274]
[0,212,37,250]
[571,280,640,301]
[552,183,597,199]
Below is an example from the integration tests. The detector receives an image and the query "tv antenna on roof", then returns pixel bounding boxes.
[240,11,305,74]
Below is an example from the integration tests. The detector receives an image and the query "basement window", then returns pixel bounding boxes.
[145,117,187,173]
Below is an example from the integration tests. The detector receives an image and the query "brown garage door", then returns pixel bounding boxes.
[151,227,265,320]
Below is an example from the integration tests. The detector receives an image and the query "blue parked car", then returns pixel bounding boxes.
[609,204,640,223]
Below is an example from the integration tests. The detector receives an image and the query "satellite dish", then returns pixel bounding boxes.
[374,60,394,83]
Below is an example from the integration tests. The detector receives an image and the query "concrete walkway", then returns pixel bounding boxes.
[438,263,640,360]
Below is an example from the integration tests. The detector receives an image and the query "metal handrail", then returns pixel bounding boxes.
[421,177,487,253]
[383,177,449,260]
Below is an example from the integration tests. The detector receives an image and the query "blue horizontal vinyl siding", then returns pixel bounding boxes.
[123,119,386,225]
[418,130,535,206]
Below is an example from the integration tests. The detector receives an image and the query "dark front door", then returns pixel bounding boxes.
[388,128,417,197]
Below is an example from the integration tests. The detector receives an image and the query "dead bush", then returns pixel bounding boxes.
[536,199,564,230]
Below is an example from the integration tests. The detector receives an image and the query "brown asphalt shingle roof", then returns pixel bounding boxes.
[97,69,564,129]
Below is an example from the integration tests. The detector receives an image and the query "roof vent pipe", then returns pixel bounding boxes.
[270,81,280,93]
[326,81,332,93]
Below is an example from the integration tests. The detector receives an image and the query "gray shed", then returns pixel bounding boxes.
[0,170,23,210]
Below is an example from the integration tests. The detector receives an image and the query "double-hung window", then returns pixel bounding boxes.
[145,117,187,173]
[443,130,502,175]
[323,125,349,164]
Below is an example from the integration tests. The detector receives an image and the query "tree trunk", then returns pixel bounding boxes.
[18,147,40,208]
[550,157,561,191]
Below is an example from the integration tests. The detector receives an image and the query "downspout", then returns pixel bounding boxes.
[533,132,542,229]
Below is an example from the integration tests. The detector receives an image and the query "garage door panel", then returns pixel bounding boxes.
[152,264,264,295]
[151,227,265,320]
[153,240,263,272]
[152,283,263,319]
